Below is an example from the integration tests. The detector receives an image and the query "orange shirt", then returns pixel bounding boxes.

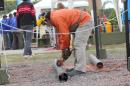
[50,9,92,49]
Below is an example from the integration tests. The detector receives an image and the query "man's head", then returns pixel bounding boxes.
[3,15,7,19]
[40,9,44,14]
[57,2,65,9]
[9,13,13,18]
[13,12,16,16]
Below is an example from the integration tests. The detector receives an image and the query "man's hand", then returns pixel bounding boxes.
[56,59,64,66]
[62,48,71,61]
[56,48,71,66]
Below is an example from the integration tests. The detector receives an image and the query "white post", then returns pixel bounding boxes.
[51,0,57,48]
[113,0,123,32]
[36,27,39,48]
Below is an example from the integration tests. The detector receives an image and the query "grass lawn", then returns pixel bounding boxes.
[0,43,126,65]
[0,52,61,66]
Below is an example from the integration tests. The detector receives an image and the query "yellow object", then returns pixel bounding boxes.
[105,21,112,33]
[36,16,46,27]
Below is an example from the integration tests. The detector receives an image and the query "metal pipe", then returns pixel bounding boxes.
[89,54,103,68]
[53,59,68,82]
[92,0,101,59]
[124,0,130,71]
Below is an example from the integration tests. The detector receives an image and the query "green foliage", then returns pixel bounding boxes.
[98,8,118,25]
[0,0,16,15]
[104,8,119,32]
[104,8,118,25]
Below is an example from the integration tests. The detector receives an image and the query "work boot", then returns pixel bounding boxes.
[67,69,86,77]
[66,68,74,72]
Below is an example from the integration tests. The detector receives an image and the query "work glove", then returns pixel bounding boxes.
[62,48,71,61]
[37,16,46,27]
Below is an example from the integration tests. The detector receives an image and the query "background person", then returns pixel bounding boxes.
[16,0,37,57]
[0,15,10,50]
[8,13,15,49]
[12,12,24,50]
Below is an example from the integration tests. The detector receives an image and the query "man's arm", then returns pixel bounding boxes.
[55,20,71,64]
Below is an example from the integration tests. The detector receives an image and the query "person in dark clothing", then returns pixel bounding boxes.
[16,0,37,57]
[12,12,24,50]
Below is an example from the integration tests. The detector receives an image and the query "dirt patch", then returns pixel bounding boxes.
[1,58,130,86]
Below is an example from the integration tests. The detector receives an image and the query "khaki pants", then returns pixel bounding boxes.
[73,20,94,72]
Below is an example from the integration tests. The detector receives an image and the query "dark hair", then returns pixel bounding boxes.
[3,15,7,18]
[13,12,16,16]
[9,13,13,17]
[57,2,65,9]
